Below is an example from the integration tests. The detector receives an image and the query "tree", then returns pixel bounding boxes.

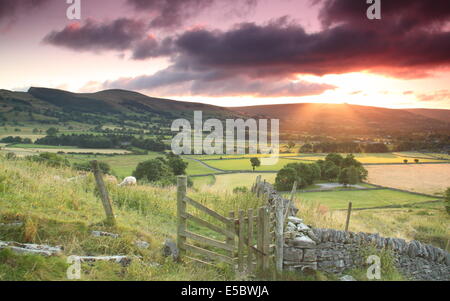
[299,143,313,153]
[321,160,340,180]
[287,141,296,151]
[403,159,408,164]
[338,166,360,187]
[28,153,70,168]
[46,127,59,137]
[275,167,297,191]
[250,157,261,171]
[414,159,419,164]
[166,153,188,175]
[133,159,173,183]
[325,153,344,167]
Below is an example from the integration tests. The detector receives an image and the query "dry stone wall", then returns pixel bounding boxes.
[256,181,450,281]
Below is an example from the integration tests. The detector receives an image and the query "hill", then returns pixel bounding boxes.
[231,103,450,135]
[1,87,449,136]
[405,109,450,124]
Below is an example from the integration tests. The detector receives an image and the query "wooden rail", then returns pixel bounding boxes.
[177,175,285,275]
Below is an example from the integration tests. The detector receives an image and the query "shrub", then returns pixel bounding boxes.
[233,186,249,194]
[27,153,70,168]
[133,159,173,183]
[73,161,111,174]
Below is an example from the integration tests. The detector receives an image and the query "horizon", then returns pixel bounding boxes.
[1,0,450,109]
[6,86,450,111]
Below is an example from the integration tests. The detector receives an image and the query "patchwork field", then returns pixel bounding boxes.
[366,164,450,196]
[292,153,448,164]
[199,157,310,171]
[1,146,131,156]
[290,189,438,210]
[193,173,278,192]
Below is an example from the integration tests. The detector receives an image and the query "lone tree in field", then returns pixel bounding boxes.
[404,159,408,164]
[250,157,261,171]
[46,127,59,137]
[415,159,419,163]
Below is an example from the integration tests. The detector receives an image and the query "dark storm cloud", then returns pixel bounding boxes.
[0,0,50,27]
[318,0,450,32]
[104,66,336,97]
[0,0,49,19]
[126,0,258,29]
[43,0,450,97]
[43,18,148,51]
[132,36,174,59]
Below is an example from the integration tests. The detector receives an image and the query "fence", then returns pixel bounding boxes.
[176,175,291,274]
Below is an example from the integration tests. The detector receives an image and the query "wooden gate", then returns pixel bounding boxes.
[176,176,284,274]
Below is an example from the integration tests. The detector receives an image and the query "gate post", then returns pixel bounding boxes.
[177,176,187,254]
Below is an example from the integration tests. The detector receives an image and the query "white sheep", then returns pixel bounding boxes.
[118,176,137,187]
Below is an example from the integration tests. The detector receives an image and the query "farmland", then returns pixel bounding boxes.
[289,189,438,210]
[366,164,450,196]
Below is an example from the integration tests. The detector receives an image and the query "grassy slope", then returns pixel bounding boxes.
[0,155,266,280]
[1,155,447,280]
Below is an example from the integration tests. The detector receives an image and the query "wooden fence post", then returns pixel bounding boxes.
[91,160,116,226]
[275,198,284,272]
[177,176,188,253]
[238,210,245,273]
[227,211,235,261]
[284,181,297,224]
[247,208,254,273]
[262,207,270,270]
[345,202,353,232]
[256,207,264,270]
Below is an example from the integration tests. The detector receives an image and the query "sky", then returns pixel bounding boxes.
[0,0,449,109]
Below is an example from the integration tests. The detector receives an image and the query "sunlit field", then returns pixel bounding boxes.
[366,164,450,196]
[193,173,278,192]
[291,189,439,210]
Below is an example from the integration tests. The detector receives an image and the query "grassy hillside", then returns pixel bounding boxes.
[0,154,447,281]
[0,155,264,280]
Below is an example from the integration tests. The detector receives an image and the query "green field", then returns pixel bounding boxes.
[200,158,311,171]
[8,144,79,149]
[290,189,438,210]
[193,173,277,191]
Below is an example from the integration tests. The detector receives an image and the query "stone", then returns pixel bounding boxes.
[1,241,62,256]
[286,262,317,272]
[297,223,310,232]
[303,249,317,262]
[340,275,356,281]
[287,217,303,225]
[292,235,316,248]
[75,255,132,266]
[135,240,150,249]
[162,239,179,261]
[92,231,119,238]
[283,247,303,262]
[0,222,23,227]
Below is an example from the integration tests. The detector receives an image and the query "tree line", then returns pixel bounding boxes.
[275,153,368,191]
[35,133,168,152]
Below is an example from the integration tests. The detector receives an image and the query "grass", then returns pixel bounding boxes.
[202,158,310,171]
[7,144,79,149]
[0,154,448,281]
[0,154,265,280]
[366,164,450,196]
[293,153,448,164]
[290,189,437,210]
